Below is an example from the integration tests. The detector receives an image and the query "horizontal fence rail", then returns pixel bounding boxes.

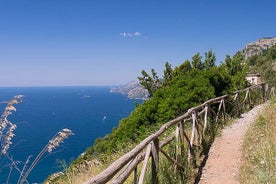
[84,83,275,184]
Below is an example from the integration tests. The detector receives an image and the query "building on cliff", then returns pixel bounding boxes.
[246,73,261,85]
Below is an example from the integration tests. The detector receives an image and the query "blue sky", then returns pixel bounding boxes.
[0,0,275,86]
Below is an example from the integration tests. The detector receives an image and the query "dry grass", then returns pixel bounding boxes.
[0,95,23,157]
[50,115,235,184]
[0,96,74,184]
[19,129,74,184]
[46,148,131,184]
[240,99,276,184]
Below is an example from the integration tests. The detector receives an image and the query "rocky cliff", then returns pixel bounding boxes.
[242,37,276,59]
[110,81,149,99]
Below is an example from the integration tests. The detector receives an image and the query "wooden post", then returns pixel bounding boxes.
[261,83,266,102]
[203,104,208,134]
[188,112,198,163]
[243,89,249,109]
[175,125,179,158]
[215,99,223,123]
[265,83,269,101]
[237,92,241,116]
[194,111,201,145]
[179,120,186,154]
[248,89,253,108]
[222,98,226,120]
[138,144,152,184]
[187,137,193,164]
[262,83,268,102]
[151,139,159,184]
[271,87,275,96]
[179,121,193,164]
[233,93,238,101]
[190,112,196,147]
[134,167,138,184]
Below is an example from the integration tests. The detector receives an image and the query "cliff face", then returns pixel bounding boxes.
[242,37,276,59]
[110,81,149,99]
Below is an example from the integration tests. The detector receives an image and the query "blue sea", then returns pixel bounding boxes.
[0,86,140,184]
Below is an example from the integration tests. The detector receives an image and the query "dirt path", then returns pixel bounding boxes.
[199,103,267,184]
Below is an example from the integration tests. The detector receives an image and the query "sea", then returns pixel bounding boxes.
[0,86,140,184]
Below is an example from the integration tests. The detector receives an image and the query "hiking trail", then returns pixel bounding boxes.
[199,103,267,184]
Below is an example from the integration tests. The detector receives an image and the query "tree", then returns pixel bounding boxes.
[204,49,216,69]
[138,69,161,97]
[173,60,191,78]
[222,52,247,90]
[224,53,244,76]
[151,69,161,90]
[163,62,173,86]
[191,53,203,70]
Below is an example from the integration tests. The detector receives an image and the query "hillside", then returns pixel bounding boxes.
[110,81,149,99]
[47,41,276,184]
[242,37,276,59]
[246,43,276,86]
[47,49,248,183]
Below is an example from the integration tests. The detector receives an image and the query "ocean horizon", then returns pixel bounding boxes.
[0,86,140,183]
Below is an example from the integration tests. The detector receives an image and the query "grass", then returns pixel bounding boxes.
[240,99,276,184]
[47,91,268,184]
[48,105,238,184]
[0,96,74,184]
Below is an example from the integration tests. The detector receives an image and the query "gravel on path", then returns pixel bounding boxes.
[199,103,267,184]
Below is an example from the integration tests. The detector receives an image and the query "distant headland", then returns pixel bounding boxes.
[110,81,149,100]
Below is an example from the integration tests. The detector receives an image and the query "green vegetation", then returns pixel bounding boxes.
[240,99,276,183]
[53,45,275,183]
[83,50,247,160]
[247,44,276,86]
[60,49,249,182]
[1,43,273,184]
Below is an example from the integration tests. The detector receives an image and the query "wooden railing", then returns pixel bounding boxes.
[84,83,275,184]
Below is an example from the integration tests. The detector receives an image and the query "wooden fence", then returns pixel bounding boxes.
[84,83,275,184]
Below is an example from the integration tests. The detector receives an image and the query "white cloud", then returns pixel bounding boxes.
[120,32,142,38]
[133,32,141,36]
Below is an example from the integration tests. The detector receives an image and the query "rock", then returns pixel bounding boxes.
[242,37,276,59]
[110,81,149,99]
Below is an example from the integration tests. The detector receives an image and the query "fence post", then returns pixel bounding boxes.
[262,83,266,102]
[237,92,242,117]
[271,87,275,96]
[203,104,208,134]
[175,125,179,155]
[151,138,159,184]
[179,120,186,154]
[134,167,138,184]
[138,144,151,184]
[222,98,226,120]
[191,112,197,146]
[242,89,249,109]
[215,99,223,123]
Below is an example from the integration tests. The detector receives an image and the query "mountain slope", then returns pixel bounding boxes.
[242,37,276,59]
[110,81,149,99]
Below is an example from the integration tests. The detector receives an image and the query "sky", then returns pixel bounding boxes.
[0,0,275,86]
